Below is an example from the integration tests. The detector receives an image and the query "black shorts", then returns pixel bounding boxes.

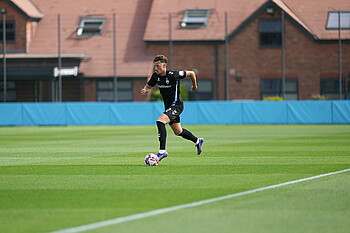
[164,104,184,125]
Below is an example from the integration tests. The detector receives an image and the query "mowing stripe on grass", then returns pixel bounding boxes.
[50,168,350,233]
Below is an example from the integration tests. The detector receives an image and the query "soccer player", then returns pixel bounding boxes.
[141,54,204,161]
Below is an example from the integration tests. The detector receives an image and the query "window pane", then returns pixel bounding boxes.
[320,78,345,99]
[259,19,282,32]
[326,12,350,29]
[197,80,212,92]
[182,9,210,28]
[118,81,132,89]
[181,79,213,100]
[261,79,298,100]
[97,80,133,102]
[77,18,105,37]
[261,79,280,92]
[118,91,132,101]
[0,91,16,101]
[259,19,282,47]
[82,27,101,34]
[0,21,15,41]
[98,81,113,89]
[97,91,113,101]
[321,79,338,93]
[285,80,297,92]
[181,79,213,92]
[260,33,282,46]
[0,81,16,89]
[324,93,340,99]
[284,93,297,100]
[262,93,280,99]
[187,9,210,18]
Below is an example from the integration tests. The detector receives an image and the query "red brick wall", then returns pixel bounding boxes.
[0,1,27,52]
[225,15,349,100]
[146,44,216,78]
[82,79,96,101]
[147,43,219,98]
[147,13,350,101]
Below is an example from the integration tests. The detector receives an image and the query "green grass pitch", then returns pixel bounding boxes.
[0,125,349,233]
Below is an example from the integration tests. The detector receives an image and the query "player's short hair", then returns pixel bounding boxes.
[153,54,168,64]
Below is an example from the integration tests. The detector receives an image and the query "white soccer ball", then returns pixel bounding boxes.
[144,153,159,166]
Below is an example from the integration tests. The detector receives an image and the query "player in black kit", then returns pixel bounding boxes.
[141,54,204,162]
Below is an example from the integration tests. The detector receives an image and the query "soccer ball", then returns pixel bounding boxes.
[144,153,159,166]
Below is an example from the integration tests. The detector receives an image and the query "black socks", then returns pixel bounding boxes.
[156,121,166,150]
[178,128,198,143]
[157,121,198,150]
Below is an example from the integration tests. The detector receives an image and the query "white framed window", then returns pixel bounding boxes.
[77,17,106,37]
[180,9,211,29]
[326,11,350,30]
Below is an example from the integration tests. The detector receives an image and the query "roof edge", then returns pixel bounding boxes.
[0,53,88,60]
[8,0,44,21]
[272,0,316,38]
[145,40,224,44]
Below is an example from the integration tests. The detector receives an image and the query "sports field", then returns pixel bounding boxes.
[0,125,349,233]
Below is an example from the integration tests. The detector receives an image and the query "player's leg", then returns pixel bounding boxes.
[170,122,204,155]
[156,114,170,161]
[171,123,196,143]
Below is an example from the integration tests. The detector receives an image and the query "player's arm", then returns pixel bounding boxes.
[141,84,152,95]
[186,71,198,91]
[141,72,157,95]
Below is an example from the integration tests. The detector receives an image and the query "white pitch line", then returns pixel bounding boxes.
[50,168,350,233]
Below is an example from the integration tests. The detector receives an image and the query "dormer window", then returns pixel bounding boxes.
[76,17,106,37]
[180,9,210,29]
[326,11,350,30]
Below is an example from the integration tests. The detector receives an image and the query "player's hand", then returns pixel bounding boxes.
[141,88,148,95]
[191,85,198,91]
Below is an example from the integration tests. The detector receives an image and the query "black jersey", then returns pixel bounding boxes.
[147,70,187,109]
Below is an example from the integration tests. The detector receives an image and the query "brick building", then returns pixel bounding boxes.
[0,0,349,102]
